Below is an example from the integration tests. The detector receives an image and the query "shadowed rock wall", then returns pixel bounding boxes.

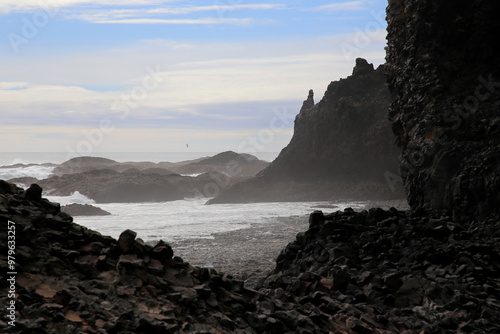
[386,0,500,217]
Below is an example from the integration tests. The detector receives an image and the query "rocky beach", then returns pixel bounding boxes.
[2,0,500,333]
[1,182,499,333]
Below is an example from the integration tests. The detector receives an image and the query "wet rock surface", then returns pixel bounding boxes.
[2,183,499,333]
[62,204,111,216]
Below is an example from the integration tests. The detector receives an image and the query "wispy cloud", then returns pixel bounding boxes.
[307,1,366,12]
[68,4,282,25]
[1,32,386,127]
[1,1,284,26]
[0,0,388,153]
[0,0,176,14]
[66,4,283,23]
[90,18,252,25]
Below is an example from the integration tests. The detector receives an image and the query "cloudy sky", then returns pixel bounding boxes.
[0,0,387,155]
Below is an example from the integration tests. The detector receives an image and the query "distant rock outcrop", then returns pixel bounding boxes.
[209,59,404,204]
[61,203,111,216]
[169,151,269,177]
[33,169,185,203]
[52,156,119,175]
[11,152,268,203]
[386,0,500,218]
[52,153,268,179]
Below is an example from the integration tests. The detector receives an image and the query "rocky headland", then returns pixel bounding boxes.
[209,58,405,204]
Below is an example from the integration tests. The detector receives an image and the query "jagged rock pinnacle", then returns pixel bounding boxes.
[302,89,315,110]
[352,58,374,77]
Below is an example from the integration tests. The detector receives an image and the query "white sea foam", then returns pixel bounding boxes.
[73,198,367,243]
[0,165,55,181]
[45,191,96,206]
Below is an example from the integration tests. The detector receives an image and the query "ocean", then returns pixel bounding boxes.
[47,194,365,242]
[0,152,368,244]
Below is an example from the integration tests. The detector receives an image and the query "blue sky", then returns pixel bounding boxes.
[0,0,388,155]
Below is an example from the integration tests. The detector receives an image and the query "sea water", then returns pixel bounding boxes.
[0,152,367,243]
[48,196,365,243]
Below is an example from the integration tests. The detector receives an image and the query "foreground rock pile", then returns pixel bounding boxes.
[2,181,500,333]
[0,182,267,333]
[259,209,500,333]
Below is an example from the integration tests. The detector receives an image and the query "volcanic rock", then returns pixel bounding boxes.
[61,204,111,216]
[209,58,405,204]
[386,0,500,218]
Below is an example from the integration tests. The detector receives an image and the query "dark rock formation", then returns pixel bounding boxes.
[122,167,175,176]
[0,183,262,333]
[169,151,269,178]
[386,0,500,218]
[26,169,185,203]
[257,208,500,333]
[10,152,268,203]
[52,152,268,179]
[2,181,500,333]
[209,58,404,204]
[52,157,120,175]
[61,204,111,216]
[13,170,256,204]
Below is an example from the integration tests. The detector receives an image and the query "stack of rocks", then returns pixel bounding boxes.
[258,209,500,333]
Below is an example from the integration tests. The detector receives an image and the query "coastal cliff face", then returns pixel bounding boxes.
[267,58,399,184]
[210,59,404,204]
[386,0,500,217]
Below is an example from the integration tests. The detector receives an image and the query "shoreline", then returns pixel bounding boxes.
[169,215,310,287]
[169,199,409,287]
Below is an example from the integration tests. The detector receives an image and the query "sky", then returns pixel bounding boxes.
[0,0,388,156]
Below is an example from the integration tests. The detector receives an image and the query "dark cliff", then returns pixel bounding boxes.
[386,0,500,218]
[209,58,404,204]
